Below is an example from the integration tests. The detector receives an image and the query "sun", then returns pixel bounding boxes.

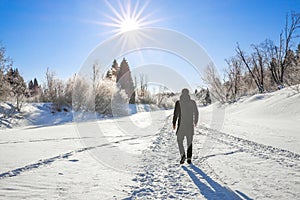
[101,0,159,34]
[120,18,140,33]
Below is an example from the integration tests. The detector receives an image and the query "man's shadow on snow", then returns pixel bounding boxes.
[182,164,252,200]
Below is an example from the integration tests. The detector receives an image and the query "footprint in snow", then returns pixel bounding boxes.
[68,159,79,162]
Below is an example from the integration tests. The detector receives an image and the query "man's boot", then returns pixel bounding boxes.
[180,154,186,164]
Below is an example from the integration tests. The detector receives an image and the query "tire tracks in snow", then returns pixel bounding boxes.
[197,126,300,169]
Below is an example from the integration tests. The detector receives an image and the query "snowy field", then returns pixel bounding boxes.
[0,87,299,199]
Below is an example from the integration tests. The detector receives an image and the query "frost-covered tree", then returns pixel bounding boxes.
[138,74,149,102]
[42,68,56,102]
[0,68,10,100]
[64,75,76,107]
[72,75,91,112]
[202,63,226,103]
[0,44,13,100]
[225,55,243,101]
[41,68,69,111]
[5,68,26,111]
[53,79,65,111]
[92,63,100,94]
[95,79,128,115]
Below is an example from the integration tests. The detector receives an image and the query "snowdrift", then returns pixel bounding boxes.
[200,86,300,154]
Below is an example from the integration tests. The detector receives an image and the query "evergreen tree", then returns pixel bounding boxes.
[117,58,135,104]
[106,59,119,81]
[5,68,15,90]
[28,80,34,90]
[5,68,26,111]
[33,78,38,89]
[28,80,34,97]
[111,59,119,77]
[205,88,212,105]
[27,78,40,97]
[33,78,39,95]
[105,69,112,80]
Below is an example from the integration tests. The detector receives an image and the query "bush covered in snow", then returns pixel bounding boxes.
[96,79,128,116]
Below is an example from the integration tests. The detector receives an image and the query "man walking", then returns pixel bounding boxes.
[173,88,199,164]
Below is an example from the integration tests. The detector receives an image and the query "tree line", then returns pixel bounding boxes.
[203,12,300,103]
[72,58,177,115]
[0,49,177,114]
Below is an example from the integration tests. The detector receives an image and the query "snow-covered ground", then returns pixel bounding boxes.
[0,87,299,199]
[0,103,73,129]
[221,88,299,154]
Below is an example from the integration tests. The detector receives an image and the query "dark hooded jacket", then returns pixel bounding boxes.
[173,93,199,136]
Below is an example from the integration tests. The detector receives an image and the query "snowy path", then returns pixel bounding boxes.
[127,116,300,199]
[127,116,248,199]
[0,111,299,199]
[195,126,300,199]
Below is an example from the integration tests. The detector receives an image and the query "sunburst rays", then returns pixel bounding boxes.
[101,0,160,35]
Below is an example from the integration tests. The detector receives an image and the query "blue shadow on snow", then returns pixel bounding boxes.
[182,164,253,200]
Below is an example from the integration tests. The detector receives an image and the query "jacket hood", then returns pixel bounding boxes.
[180,93,191,102]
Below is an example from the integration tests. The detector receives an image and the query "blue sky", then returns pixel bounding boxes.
[0,0,299,87]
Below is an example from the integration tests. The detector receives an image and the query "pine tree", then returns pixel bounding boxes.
[106,59,119,81]
[28,80,34,96]
[5,68,26,111]
[113,59,119,72]
[28,80,34,90]
[27,78,40,97]
[33,78,40,96]
[205,88,212,105]
[117,58,135,104]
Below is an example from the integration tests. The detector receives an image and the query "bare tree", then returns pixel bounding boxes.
[0,44,13,100]
[0,68,10,101]
[201,63,226,103]
[0,43,13,72]
[92,62,100,93]
[138,73,149,102]
[236,44,266,93]
[267,12,300,88]
[156,85,166,106]
[64,74,76,107]
[285,44,300,93]
[42,68,69,111]
[225,55,243,101]
[43,68,57,102]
